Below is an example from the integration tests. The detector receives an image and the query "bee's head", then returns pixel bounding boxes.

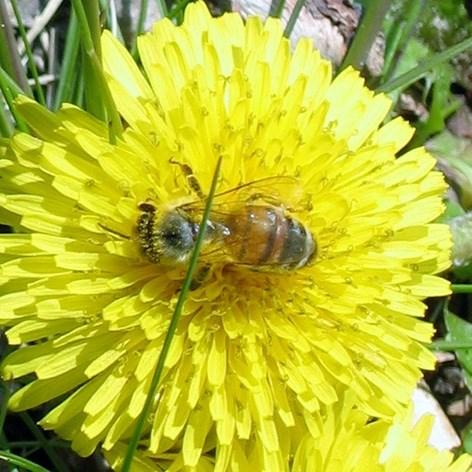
[157,211,197,264]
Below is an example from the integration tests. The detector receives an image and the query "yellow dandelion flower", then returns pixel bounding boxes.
[105,394,472,471]
[1,0,450,466]
[293,394,472,472]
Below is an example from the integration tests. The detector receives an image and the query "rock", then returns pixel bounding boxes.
[412,386,461,451]
[231,0,384,75]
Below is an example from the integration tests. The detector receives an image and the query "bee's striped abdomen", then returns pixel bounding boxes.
[226,205,315,269]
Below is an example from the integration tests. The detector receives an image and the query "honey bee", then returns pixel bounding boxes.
[136,167,316,273]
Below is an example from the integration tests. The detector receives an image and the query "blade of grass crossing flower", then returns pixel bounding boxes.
[0,67,28,132]
[71,0,123,142]
[451,284,472,294]
[0,451,51,472]
[377,36,472,93]
[0,0,31,95]
[339,0,392,72]
[122,156,223,472]
[270,0,286,17]
[284,0,305,37]
[54,12,80,109]
[380,0,425,85]
[9,0,46,106]
[19,412,68,472]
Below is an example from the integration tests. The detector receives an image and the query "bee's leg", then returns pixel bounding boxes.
[244,193,296,212]
[190,264,211,290]
[245,193,282,207]
[169,158,206,200]
[246,192,265,202]
[97,223,130,240]
[137,208,162,263]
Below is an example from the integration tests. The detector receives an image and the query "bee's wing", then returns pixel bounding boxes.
[179,176,304,265]
[178,175,303,215]
[199,244,301,270]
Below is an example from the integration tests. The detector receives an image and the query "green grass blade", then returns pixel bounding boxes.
[19,412,68,472]
[0,67,28,132]
[73,69,85,107]
[71,0,123,141]
[83,0,102,57]
[339,0,392,72]
[430,340,472,350]
[132,0,168,56]
[131,0,170,48]
[100,0,124,40]
[5,440,68,448]
[0,66,23,96]
[380,0,425,85]
[82,60,106,120]
[271,0,287,18]
[451,284,472,294]
[382,20,403,79]
[132,0,150,57]
[121,156,223,472]
[154,0,168,16]
[9,0,46,106]
[0,95,13,137]
[79,0,106,120]
[0,0,31,95]
[168,0,192,23]
[0,9,16,79]
[54,11,80,109]
[284,0,305,37]
[377,36,472,93]
[88,53,122,142]
[0,433,9,457]
[136,0,150,36]
[0,451,51,472]
[0,381,10,439]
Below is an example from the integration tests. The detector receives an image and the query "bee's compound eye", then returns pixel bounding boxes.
[138,201,156,213]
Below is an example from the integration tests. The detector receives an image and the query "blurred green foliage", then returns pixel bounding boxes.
[418,0,472,51]
[445,309,472,391]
